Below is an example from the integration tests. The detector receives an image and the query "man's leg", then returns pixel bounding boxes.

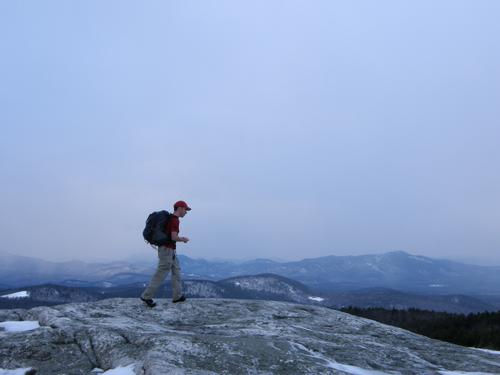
[141,247,172,300]
[171,251,183,301]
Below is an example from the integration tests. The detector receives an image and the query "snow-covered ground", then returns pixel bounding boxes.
[328,362,390,375]
[308,296,324,302]
[0,291,29,299]
[439,371,498,375]
[0,321,40,332]
[0,367,135,375]
[0,368,34,375]
[291,341,388,375]
[92,364,136,374]
[473,348,500,355]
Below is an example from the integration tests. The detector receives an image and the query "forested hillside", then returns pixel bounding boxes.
[342,307,500,350]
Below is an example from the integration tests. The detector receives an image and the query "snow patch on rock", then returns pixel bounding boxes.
[290,341,387,374]
[0,291,29,299]
[102,364,136,374]
[0,368,34,375]
[439,371,498,375]
[308,296,324,302]
[473,348,500,355]
[0,321,40,332]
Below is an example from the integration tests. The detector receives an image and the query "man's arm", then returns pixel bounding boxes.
[171,232,189,243]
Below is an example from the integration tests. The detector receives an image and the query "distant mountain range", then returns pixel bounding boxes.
[1,250,500,295]
[0,274,321,309]
[1,274,496,314]
[180,251,500,295]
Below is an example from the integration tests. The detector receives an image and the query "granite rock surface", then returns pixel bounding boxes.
[1,298,500,374]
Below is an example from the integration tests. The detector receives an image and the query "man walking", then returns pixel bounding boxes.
[140,200,191,308]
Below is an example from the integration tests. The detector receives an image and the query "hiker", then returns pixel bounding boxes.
[140,200,191,308]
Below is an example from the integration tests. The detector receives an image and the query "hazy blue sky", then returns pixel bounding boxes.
[1,1,499,264]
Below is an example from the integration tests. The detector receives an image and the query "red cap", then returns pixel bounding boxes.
[174,200,191,211]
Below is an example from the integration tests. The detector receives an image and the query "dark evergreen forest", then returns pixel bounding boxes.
[341,307,500,350]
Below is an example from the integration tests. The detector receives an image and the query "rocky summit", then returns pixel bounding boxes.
[1,298,500,374]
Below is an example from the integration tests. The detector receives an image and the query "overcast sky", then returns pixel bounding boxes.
[1,1,499,264]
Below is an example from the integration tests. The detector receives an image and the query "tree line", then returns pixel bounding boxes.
[341,307,500,350]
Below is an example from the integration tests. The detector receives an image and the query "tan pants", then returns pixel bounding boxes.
[141,246,182,300]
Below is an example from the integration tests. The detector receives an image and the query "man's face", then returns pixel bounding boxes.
[179,207,187,217]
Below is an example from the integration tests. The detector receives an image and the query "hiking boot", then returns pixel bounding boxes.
[140,297,156,308]
[173,295,186,303]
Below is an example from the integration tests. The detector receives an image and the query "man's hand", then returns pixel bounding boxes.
[172,232,189,243]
